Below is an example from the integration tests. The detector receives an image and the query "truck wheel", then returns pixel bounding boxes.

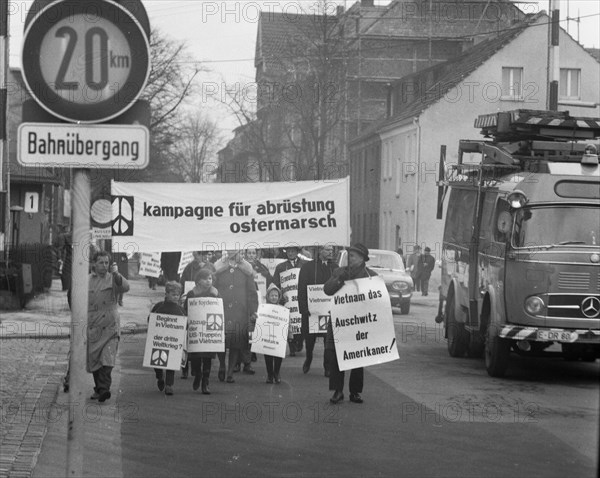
[400,301,410,315]
[485,325,510,377]
[446,295,468,357]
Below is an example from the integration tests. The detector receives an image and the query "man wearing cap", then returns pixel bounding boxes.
[273,246,307,355]
[323,243,377,404]
[419,247,436,296]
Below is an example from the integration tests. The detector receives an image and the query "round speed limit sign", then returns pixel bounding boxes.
[22,0,150,123]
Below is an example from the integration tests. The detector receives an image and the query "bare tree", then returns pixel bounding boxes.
[171,110,223,183]
[138,28,203,181]
[222,4,348,181]
[218,83,287,182]
[274,9,347,180]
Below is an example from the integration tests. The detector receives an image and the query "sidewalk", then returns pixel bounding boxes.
[0,279,162,478]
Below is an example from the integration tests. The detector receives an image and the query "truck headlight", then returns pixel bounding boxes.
[525,296,545,315]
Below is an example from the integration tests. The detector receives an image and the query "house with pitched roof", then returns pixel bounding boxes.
[349,12,599,268]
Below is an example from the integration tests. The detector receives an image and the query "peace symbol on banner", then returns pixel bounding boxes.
[150,348,169,367]
[112,196,134,236]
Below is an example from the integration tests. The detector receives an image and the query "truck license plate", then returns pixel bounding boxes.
[537,330,578,343]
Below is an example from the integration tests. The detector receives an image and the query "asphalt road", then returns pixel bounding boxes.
[113,296,599,478]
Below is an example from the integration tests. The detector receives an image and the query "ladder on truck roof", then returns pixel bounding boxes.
[475,109,600,142]
[435,110,600,219]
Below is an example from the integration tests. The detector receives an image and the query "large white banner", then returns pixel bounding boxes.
[251,303,290,358]
[110,179,350,251]
[280,268,301,335]
[307,284,332,334]
[330,277,399,371]
[187,297,225,353]
[143,313,187,370]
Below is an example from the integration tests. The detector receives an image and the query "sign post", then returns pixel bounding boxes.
[67,169,90,476]
[18,1,151,476]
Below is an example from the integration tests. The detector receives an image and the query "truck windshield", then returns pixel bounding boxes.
[513,205,600,248]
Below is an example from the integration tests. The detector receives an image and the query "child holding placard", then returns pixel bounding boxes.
[148,281,186,396]
[184,269,220,394]
[263,283,285,384]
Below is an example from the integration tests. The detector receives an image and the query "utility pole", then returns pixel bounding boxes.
[67,170,90,477]
[1,1,9,256]
[547,0,560,110]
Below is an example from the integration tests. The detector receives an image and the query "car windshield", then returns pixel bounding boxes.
[368,252,405,271]
[513,206,600,248]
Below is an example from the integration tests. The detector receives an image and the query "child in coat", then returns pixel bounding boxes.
[148,281,186,396]
[263,283,286,384]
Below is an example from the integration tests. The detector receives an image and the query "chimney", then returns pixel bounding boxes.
[336,5,345,16]
[361,0,374,7]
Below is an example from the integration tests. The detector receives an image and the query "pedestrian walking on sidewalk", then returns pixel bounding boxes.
[148,281,186,396]
[406,245,422,292]
[184,269,219,394]
[419,247,436,296]
[88,251,130,402]
[323,244,377,405]
[263,283,285,384]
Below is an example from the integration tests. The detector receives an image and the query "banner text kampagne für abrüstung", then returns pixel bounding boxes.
[111,179,350,251]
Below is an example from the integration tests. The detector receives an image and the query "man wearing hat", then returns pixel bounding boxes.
[273,245,308,355]
[323,243,377,404]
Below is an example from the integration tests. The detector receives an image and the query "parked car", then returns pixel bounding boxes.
[335,248,413,314]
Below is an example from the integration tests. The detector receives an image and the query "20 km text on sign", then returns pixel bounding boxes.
[21,0,150,123]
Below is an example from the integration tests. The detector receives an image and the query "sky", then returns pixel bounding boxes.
[7,0,600,137]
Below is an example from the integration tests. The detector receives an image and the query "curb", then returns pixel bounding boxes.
[0,325,149,340]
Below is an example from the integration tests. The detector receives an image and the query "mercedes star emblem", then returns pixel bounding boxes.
[580,296,600,318]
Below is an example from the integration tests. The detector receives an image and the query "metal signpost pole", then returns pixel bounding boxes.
[1,2,9,255]
[67,169,90,477]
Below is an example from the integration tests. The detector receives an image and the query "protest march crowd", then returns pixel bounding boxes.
[86,242,399,406]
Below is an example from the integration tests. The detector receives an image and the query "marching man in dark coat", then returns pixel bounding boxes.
[214,250,259,383]
[324,244,377,405]
[297,244,336,376]
[273,245,307,355]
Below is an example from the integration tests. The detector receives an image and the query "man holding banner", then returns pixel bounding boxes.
[323,244,377,405]
[297,244,336,376]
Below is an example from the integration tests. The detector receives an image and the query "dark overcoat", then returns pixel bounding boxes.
[297,259,336,337]
[214,264,258,349]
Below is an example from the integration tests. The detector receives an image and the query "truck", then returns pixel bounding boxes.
[436,109,600,377]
